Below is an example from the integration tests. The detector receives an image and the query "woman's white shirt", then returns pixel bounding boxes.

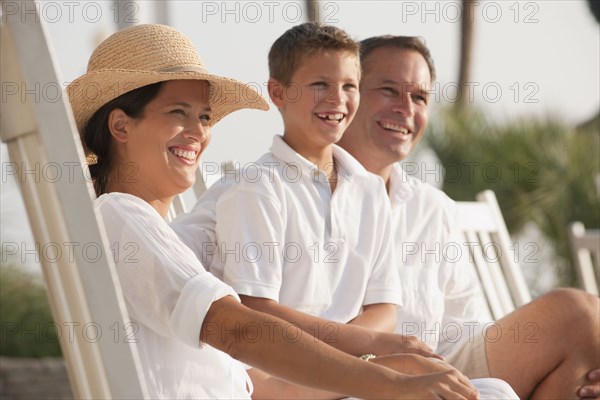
[95,192,251,399]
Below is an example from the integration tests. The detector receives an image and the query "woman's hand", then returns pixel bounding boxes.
[395,371,479,400]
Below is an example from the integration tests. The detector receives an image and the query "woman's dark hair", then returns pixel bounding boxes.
[83,82,164,196]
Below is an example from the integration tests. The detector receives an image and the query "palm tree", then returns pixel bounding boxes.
[588,0,600,22]
[306,0,319,23]
[579,0,600,134]
[114,0,138,30]
[156,1,170,25]
[427,110,600,288]
[457,0,477,109]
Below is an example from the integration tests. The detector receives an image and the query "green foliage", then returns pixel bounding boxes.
[0,264,62,357]
[427,107,600,286]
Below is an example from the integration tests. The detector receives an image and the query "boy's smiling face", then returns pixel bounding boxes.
[270,50,360,158]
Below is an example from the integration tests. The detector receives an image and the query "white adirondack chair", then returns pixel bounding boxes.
[167,167,207,221]
[167,160,236,221]
[456,190,532,320]
[568,221,600,296]
[0,3,148,398]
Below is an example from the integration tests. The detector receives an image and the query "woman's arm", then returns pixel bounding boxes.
[202,296,479,400]
[248,368,341,400]
[241,296,440,359]
[248,354,466,400]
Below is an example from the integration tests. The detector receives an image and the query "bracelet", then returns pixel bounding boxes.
[359,354,377,362]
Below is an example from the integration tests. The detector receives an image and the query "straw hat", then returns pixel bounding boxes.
[67,24,269,136]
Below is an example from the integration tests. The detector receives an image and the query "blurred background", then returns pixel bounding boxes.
[1,0,599,366]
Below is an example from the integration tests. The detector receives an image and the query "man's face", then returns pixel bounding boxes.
[351,47,432,164]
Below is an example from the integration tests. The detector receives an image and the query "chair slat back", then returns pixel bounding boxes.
[1,7,148,398]
[456,190,532,319]
[569,222,600,295]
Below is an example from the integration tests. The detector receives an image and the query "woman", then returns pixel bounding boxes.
[67,23,480,399]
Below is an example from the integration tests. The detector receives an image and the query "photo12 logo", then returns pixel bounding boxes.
[198,1,340,24]
[1,321,139,344]
[1,241,140,265]
[400,1,540,24]
[1,1,140,24]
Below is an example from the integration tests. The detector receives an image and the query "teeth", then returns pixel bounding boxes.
[317,113,344,121]
[171,148,196,160]
[381,122,409,134]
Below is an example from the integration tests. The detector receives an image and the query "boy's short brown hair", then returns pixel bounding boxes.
[360,36,436,82]
[268,22,360,86]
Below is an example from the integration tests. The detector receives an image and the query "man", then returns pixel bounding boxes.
[337,35,600,399]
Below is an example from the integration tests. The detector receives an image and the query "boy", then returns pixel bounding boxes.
[173,22,428,357]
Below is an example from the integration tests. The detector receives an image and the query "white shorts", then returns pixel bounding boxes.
[445,327,491,378]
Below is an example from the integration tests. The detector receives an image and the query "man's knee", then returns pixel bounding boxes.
[540,288,599,345]
[543,288,599,318]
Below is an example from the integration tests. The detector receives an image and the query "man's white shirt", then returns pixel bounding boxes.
[389,164,492,355]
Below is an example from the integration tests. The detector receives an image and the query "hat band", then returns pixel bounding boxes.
[160,65,208,74]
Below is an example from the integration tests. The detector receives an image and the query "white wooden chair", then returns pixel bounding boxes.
[568,221,600,296]
[456,190,532,320]
[167,160,237,221]
[1,4,148,398]
[167,167,207,221]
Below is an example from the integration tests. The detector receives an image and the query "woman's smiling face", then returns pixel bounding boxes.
[110,80,212,200]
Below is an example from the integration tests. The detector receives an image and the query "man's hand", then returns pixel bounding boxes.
[347,304,443,359]
[371,332,444,360]
[578,369,600,399]
[372,353,454,375]
[372,355,479,400]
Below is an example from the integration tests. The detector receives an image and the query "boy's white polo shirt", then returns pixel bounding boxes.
[172,135,402,323]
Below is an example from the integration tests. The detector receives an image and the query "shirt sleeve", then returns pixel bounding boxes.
[363,181,403,307]
[96,194,239,349]
[437,199,493,356]
[170,178,238,277]
[170,203,218,268]
[214,167,286,301]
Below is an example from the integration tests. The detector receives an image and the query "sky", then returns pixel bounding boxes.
[1,0,599,269]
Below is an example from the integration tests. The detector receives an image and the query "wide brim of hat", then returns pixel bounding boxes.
[67,69,269,137]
